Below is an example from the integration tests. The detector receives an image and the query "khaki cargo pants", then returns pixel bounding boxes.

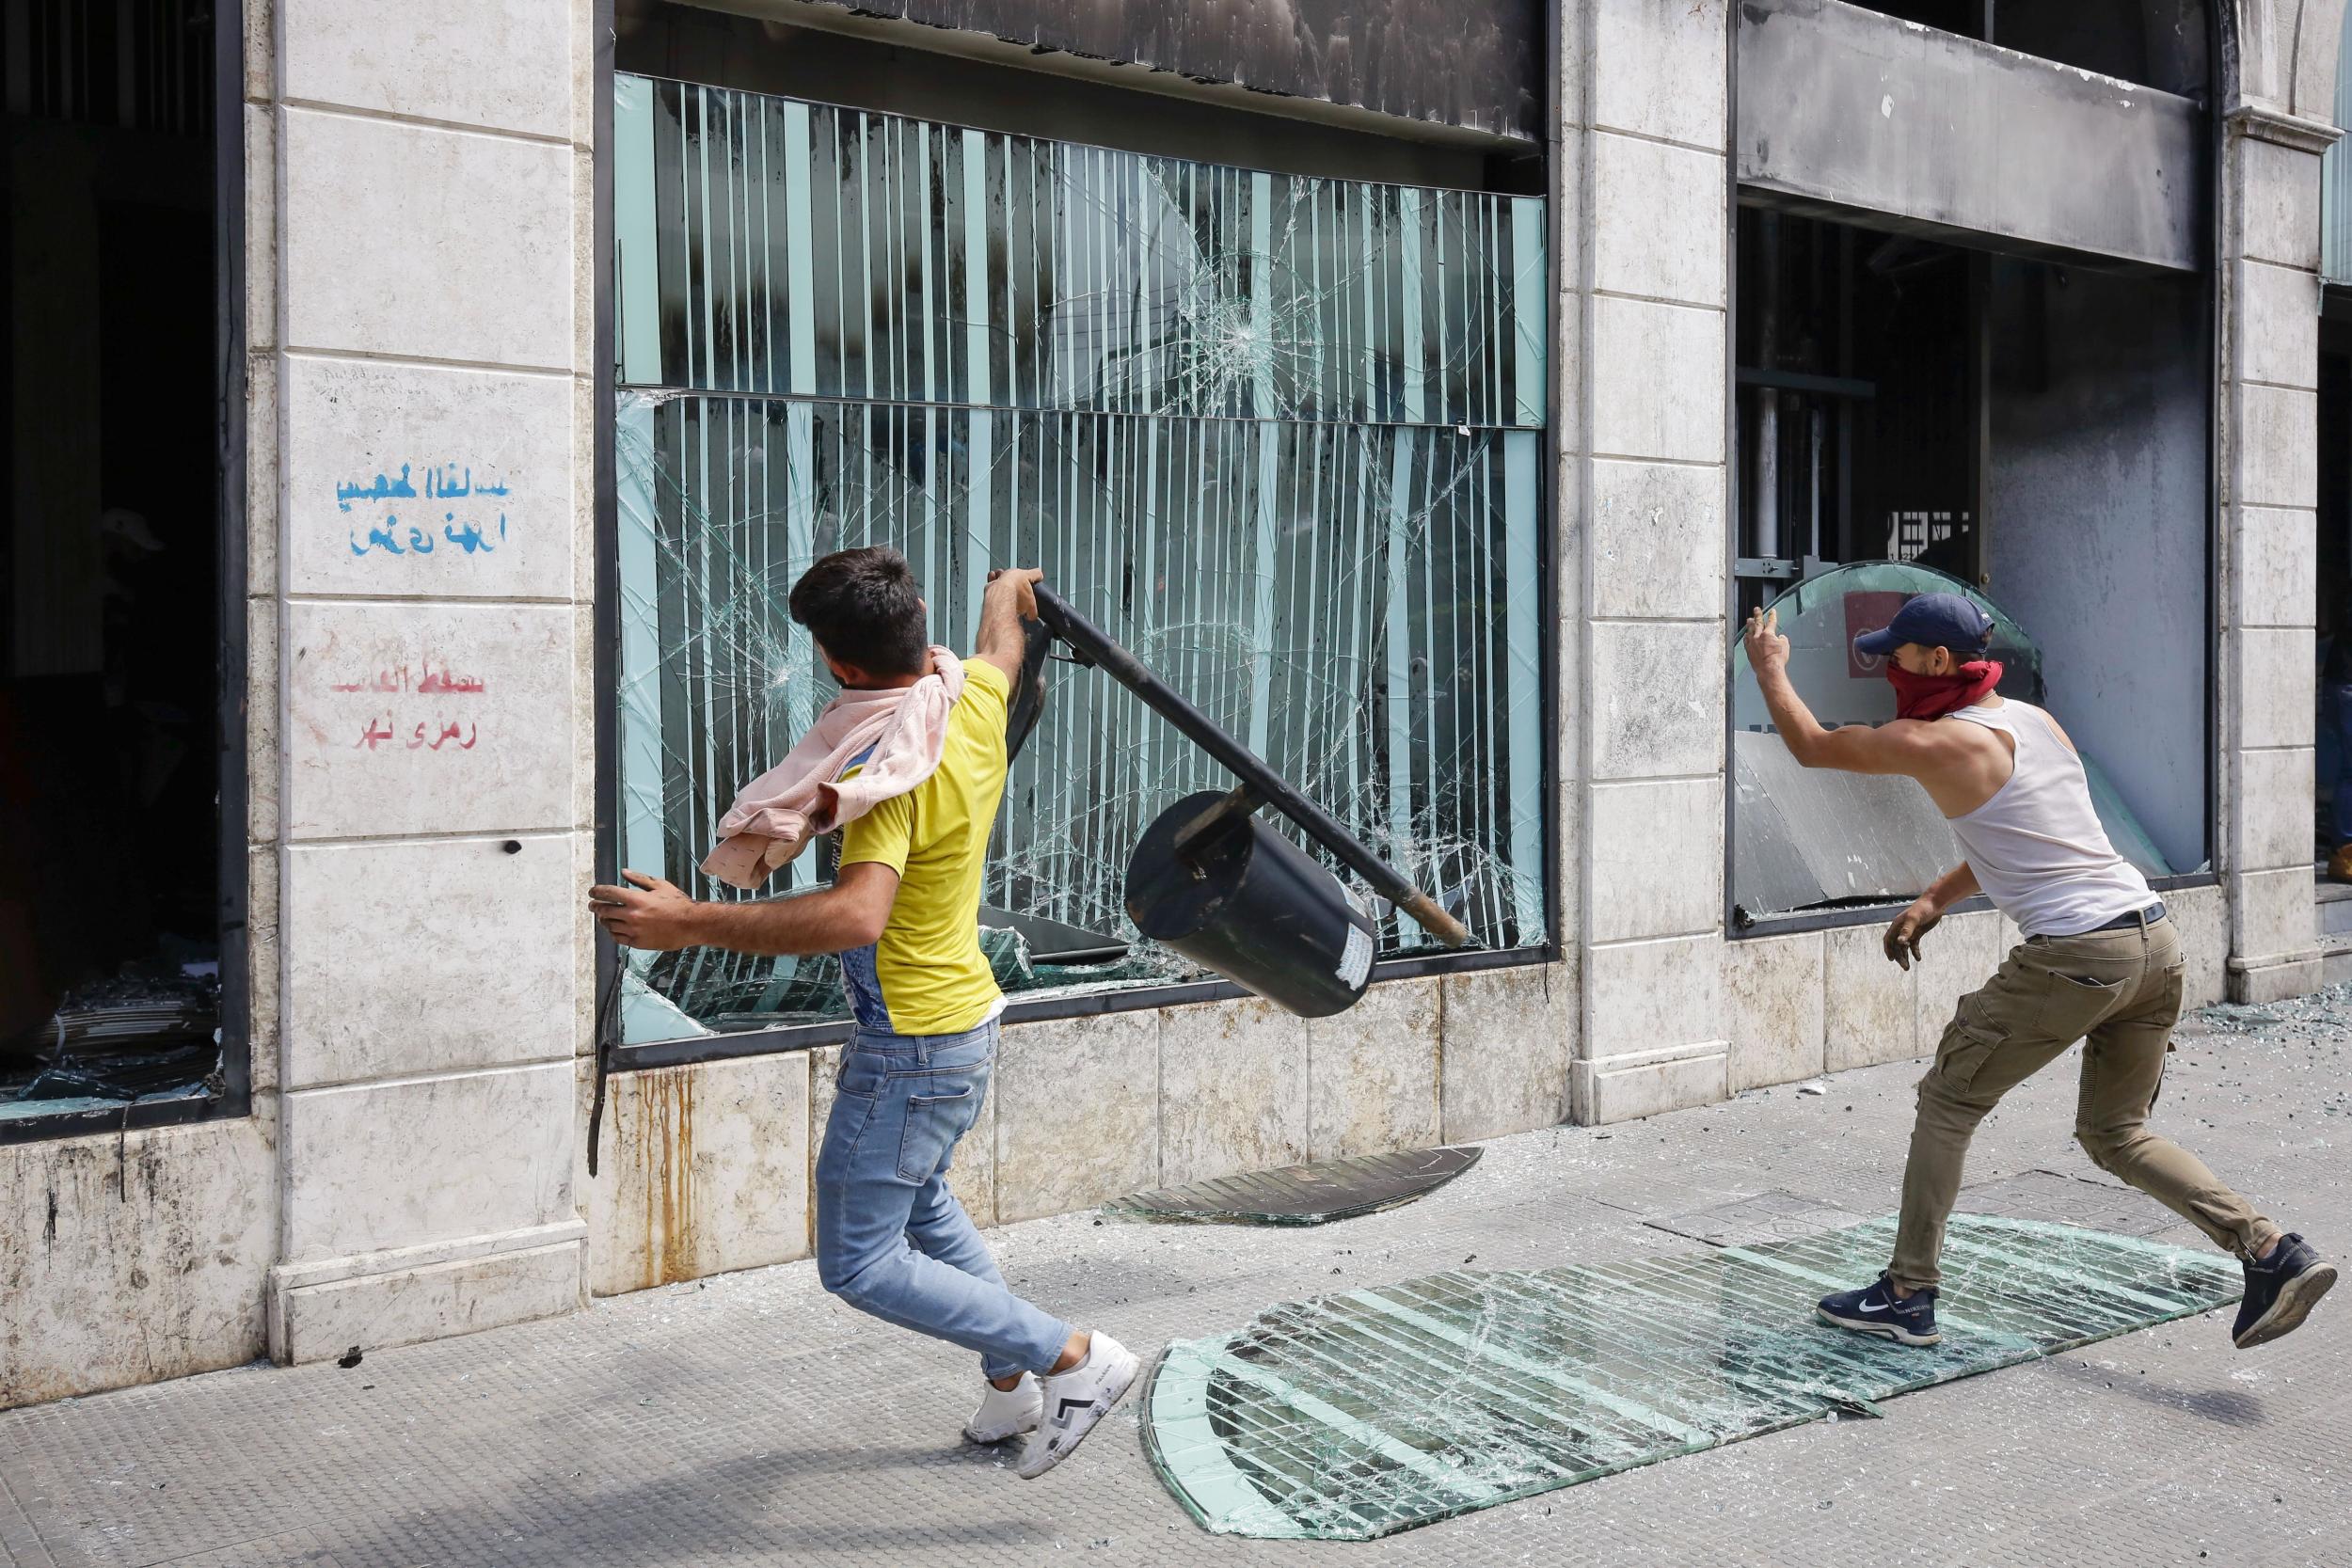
[1891,912,2280,1290]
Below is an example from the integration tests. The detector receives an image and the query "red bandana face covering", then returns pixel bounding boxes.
[1886,659,2003,721]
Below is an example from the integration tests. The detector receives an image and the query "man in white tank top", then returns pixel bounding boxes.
[1742,593,2332,1352]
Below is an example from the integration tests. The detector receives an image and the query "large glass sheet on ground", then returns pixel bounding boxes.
[1143,1215,2239,1540]
[610,73,1550,1041]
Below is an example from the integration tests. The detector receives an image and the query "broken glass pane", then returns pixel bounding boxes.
[1103,1148,1483,1227]
[609,75,1549,1042]
[1729,561,2171,922]
[1,971,222,1123]
[1143,1214,2240,1540]
[612,77,1549,427]
[1730,560,2044,731]
[614,395,1545,1034]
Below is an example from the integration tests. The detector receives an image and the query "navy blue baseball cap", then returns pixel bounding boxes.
[1852,593,1994,658]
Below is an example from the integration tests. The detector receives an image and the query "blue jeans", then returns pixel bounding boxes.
[814,1019,1071,1380]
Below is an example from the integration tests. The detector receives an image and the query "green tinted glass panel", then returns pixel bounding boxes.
[1144,1215,2240,1540]
[615,394,1548,1035]
[612,75,1548,426]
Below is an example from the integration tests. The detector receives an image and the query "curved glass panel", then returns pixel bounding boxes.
[1731,560,2042,730]
[1730,561,2171,922]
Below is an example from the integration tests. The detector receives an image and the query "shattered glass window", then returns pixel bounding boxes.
[1143,1214,2241,1540]
[1729,561,2172,924]
[610,76,1549,1041]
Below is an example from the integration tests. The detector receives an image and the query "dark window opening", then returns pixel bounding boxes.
[1733,214,1983,608]
[0,0,231,1132]
[1841,1,2209,97]
[1730,208,2213,927]
[2316,309,2352,892]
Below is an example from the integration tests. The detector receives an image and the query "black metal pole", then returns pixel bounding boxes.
[1033,585,1471,949]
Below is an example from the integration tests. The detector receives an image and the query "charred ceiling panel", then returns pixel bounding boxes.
[1736,0,2203,273]
[765,0,1543,143]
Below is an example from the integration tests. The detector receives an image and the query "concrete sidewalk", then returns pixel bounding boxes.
[4,1000,2348,1568]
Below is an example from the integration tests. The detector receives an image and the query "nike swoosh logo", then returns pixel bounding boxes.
[1855,1300,1891,1314]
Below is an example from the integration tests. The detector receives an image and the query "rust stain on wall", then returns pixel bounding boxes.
[630,1068,700,1290]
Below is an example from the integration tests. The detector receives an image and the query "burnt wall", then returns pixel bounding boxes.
[793,0,1543,142]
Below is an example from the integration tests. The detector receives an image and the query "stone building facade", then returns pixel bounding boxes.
[4,0,2344,1408]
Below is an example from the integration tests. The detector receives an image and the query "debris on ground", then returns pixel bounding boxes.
[2196,982,2352,1041]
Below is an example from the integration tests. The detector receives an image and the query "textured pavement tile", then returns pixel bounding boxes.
[1,1020,2344,1567]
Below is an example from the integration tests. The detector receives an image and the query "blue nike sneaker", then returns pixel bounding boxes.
[1817,1273,1941,1346]
[2233,1233,2336,1350]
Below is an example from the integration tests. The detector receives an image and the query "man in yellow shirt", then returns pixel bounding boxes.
[589,548,1136,1481]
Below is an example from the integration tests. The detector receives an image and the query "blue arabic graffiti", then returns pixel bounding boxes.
[337,462,515,560]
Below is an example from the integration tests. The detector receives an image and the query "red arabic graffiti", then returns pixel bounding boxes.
[328,659,487,695]
[355,718,480,752]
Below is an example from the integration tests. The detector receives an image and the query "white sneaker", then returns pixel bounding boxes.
[963,1372,1042,1444]
[1017,1333,1139,1480]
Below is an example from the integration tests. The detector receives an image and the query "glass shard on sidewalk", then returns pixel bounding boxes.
[1143,1215,2241,1540]
[1104,1148,1483,1227]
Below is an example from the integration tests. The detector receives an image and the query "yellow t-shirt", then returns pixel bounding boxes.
[834,658,1009,1037]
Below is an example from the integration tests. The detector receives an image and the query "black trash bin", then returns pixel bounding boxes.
[1126,789,1377,1019]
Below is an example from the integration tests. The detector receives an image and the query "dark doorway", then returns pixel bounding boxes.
[1732,213,1984,614]
[2315,309,2352,880]
[1731,202,2216,922]
[0,0,230,1130]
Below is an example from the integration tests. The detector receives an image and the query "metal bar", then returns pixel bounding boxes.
[1968,250,1991,585]
[213,0,250,1119]
[1734,366,1876,400]
[605,944,1550,1072]
[1753,214,1781,561]
[1032,584,1472,947]
[1837,227,1853,562]
[588,0,621,1179]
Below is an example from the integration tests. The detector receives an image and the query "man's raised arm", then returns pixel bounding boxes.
[1741,607,1936,778]
[975,567,1043,684]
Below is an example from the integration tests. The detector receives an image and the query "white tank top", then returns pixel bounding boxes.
[1944,702,2153,939]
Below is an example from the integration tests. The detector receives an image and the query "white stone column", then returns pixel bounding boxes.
[2220,103,2335,1004]
[1565,0,1733,1122]
[262,0,595,1360]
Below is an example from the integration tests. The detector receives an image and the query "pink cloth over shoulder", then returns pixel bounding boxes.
[699,646,968,890]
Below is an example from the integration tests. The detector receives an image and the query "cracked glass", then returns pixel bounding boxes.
[610,75,1549,1041]
[1143,1215,2241,1540]
[1103,1148,1483,1227]
[1729,561,2173,923]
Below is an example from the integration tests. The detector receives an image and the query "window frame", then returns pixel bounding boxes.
[1718,3,2225,945]
[0,0,250,1147]
[590,41,1563,1071]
